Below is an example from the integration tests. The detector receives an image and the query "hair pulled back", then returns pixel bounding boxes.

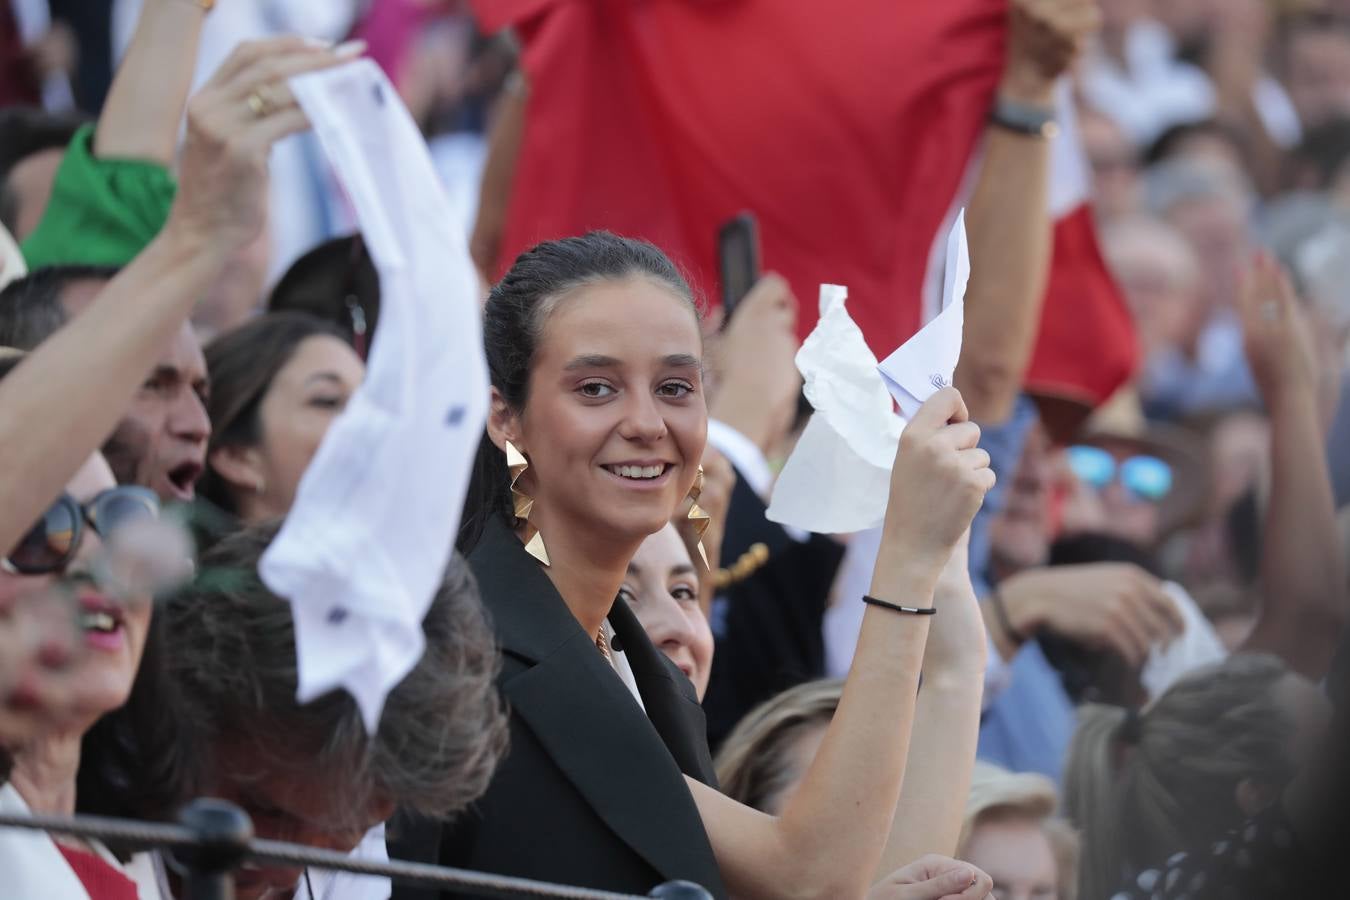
[458,231,697,553]
[1064,653,1297,899]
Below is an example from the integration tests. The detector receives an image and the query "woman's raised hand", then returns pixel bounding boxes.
[867,855,994,900]
[881,388,995,581]
[165,37,364,261]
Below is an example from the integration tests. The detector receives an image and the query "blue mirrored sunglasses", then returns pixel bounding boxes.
[1066,445,1173,502]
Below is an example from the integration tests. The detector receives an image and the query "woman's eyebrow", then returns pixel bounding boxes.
[662,354,701,370]
[564,354,621,371]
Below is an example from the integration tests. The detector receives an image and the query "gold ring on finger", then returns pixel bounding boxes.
[246,90,270,119]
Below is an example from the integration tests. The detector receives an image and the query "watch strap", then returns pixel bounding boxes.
[989,97,1059,139]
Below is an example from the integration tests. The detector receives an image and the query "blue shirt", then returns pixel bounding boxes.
[967,394,1076,783]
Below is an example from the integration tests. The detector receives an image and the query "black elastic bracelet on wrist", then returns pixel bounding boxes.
[862,594,937,616]
[989,588,1028,645]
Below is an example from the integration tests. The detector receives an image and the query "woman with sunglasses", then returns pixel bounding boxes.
[398,232,997,900]
[0,423,164,897]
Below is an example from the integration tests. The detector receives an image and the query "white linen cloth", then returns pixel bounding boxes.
[260,60,488,732]
[765,284,902,534]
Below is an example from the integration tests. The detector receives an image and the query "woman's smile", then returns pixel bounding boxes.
[600,460,677,490]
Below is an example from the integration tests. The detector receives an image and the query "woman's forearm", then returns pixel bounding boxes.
[1243,387,1346,676]
[95,0,208,163]
[691,550,939,900]
[691,391,991,900]
[775,566,938,893]
[876,674,983,877]
[876,542,987,876]
[0,229,225,552]
[953,119,1053,424]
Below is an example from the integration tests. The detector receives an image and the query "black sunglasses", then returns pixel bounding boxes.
[3,486,160,576]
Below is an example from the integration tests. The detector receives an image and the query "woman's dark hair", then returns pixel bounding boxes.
[77,615,188,825]
[197,312,349,516]
[160,522,508,829]
[267,234,380,353]
[457,231,698,554]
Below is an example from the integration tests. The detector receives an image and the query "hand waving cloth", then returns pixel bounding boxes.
[260,60,488,732]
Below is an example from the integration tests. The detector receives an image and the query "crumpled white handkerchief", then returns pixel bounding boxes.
[766,285,903,534]
[1141,582,1229,701]
[878,210,969,419]
[259,60,488,733]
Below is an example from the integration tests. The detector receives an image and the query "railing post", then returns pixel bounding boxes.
[171,798,254,900]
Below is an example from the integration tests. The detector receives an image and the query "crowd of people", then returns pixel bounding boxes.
[1,0,1348,898]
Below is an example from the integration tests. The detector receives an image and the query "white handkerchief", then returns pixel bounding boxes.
[878,210,969,420]
[1141,582,1228,701]
[260,61,488,732]
[766,285,904,534]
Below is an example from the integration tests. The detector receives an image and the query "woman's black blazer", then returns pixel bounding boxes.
[390,517,728,900]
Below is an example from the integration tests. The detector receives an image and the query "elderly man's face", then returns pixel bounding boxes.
[101,324,211,504]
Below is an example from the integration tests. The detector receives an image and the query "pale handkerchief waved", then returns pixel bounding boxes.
[878,210,969,419]
[766,285,903,534]
[259,61,488,732]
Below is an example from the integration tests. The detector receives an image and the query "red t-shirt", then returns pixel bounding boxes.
[474,0,1006,354]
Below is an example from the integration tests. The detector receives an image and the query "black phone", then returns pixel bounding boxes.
[717,212,761,323]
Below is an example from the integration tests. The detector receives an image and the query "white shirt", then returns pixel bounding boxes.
[293,824,391,900]
[1083,20,1301,147]
[0,783,163,900]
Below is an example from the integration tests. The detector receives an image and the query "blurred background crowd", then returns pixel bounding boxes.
[2,0,1350,899]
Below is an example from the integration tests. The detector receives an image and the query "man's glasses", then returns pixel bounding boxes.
[1066,445,1173,503]
[3,486,160,576]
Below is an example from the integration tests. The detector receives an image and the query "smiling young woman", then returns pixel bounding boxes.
[402,231,997,900]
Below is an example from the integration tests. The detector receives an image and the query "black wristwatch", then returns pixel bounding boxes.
[989,97,1059,139]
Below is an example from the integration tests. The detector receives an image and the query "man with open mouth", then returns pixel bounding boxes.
[0,266,211,505]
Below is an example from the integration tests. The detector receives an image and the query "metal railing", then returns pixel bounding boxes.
[0,799,713,900]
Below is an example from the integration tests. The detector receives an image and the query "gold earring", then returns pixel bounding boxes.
[687,465,710,570]
[506,440,549,566]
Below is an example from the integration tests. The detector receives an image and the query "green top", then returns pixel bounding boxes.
[21,125,177,270]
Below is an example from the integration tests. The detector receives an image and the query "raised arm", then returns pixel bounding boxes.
[686,388,995,900]
[876,529,987,874]
[93,0,210,163]
[470,68,528,280]
[1237,254,1347,678]
[0,38,353,555]
[954,0,1098,423]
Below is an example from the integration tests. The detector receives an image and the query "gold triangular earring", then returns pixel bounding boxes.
[687,465,710,570]
[505,440,549,566]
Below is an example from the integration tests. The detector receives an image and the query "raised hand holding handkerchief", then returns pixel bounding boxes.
[259,61,487,733]
[767,213,970,536]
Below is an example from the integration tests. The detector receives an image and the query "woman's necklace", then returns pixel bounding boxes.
[596,628,613,666]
